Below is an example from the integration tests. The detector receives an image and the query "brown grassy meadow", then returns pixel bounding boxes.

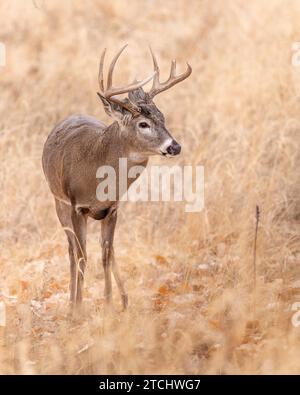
[0,0,300,374]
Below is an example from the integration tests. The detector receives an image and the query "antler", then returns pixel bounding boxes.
[148,46,192,99]
[98,44,156,116]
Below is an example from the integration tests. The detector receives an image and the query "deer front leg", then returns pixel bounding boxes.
[101,208,127,309]
[55,199,78,306]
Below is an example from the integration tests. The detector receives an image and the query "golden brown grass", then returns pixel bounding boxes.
[0,0,300,374]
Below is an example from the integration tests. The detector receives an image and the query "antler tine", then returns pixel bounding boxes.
[107,44,128,89]
[98,48,106,92]
[149,46,160,91]
[170,59,176,78]
[165,61,192,88]
[149,45,159,71]
[148,47,192,99]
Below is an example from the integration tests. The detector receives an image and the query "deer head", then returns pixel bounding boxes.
[97,45,192,157]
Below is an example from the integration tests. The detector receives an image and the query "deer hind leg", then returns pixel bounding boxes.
[54,198,77,305]
[101,208,127,309]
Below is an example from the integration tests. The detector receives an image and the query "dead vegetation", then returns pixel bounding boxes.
[0,0,300,374]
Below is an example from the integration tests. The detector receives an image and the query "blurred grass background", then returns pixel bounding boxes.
[0,0,299,374]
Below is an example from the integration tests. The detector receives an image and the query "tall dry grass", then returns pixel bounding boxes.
[0,0,299,374]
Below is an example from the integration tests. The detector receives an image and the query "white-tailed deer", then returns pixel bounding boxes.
[42,45,192,309]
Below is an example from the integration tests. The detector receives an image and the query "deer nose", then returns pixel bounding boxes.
[166,141,181,156]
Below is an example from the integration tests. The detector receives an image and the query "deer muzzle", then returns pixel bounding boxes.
[166,140,181,156]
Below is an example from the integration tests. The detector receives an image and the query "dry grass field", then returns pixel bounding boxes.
[0,0,300,374]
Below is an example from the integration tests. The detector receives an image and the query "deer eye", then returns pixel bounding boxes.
[138,122,150,129]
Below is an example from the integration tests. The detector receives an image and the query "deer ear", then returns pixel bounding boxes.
[97,92,129,121]
[97,92,114,117]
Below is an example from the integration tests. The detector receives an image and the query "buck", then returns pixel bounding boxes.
[42,45,192,310]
